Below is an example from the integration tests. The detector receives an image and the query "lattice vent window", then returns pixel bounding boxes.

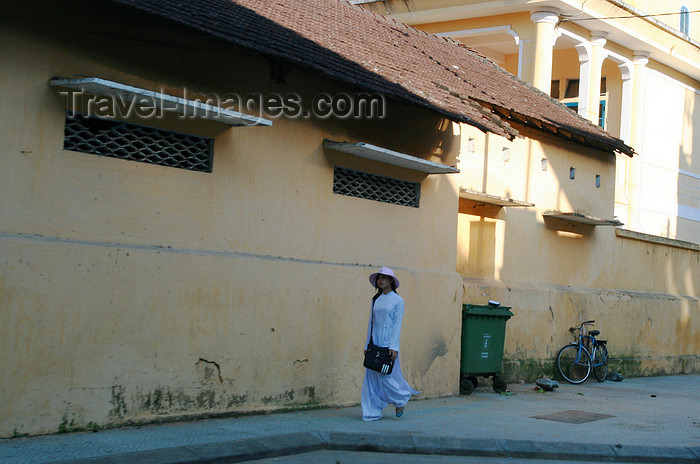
[63,113,214,172]
[333,166,420,207]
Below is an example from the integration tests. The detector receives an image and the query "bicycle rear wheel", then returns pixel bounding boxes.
[592,343,609,382]
[556,344,591,384]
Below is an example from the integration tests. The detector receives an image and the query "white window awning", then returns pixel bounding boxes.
[323,140,459,174]
[49,77,272,127]
[459,187,534,207]
[543,211,623,226]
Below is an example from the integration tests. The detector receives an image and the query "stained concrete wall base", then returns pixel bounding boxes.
[463,278,699,381]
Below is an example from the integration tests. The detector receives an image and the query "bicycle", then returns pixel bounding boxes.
[556,320,609,384]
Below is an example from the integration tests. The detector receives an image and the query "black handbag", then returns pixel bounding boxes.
[364,343,394,374]
[363,301,395,375]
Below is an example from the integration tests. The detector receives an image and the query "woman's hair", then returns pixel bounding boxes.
[372,277,397,304]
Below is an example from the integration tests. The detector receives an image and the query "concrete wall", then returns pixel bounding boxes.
[0,20,463,436]
[457,124,699,382]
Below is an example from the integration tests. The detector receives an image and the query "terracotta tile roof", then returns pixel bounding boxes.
[104,0,634,156]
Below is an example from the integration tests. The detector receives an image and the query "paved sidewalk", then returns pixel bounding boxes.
[1,375,698,463]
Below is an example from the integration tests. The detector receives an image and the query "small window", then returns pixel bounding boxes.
[564,79,579,99]
[570,167,576,180]
[680,6,690,35]
[564,78,605,99]
[63,113,214,172]
[333,166,420,207]
[565,102,578,113]
[550,80,560,99]
[502,147,511,162]
[598,101,606,128]
[595,175,601,188]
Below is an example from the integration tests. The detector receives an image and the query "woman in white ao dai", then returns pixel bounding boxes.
[362,267,420,421]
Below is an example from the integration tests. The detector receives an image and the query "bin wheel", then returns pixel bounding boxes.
[492,374,507,393]
[460,376,477,395]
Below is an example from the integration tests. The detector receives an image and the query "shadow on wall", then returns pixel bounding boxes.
[314,102,460,170]
[676,84,699,244]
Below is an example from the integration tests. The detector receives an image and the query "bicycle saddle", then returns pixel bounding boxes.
[588,330,600,337]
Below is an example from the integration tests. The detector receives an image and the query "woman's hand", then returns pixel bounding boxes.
[389,349,398,361]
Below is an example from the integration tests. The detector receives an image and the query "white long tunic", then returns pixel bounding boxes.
[361,291,420,421]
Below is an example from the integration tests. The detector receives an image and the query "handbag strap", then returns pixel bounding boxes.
[369,298,375,346]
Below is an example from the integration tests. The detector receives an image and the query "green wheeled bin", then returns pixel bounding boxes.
[460,303,514,395]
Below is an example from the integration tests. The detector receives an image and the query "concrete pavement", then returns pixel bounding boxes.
[1,375,698,463]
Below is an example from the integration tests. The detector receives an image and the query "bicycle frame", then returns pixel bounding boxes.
[556,320,610,384]
[581,328,607,368]
[569,341,592,366]
[583,335,604,367]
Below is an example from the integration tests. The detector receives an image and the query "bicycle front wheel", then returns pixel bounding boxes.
[592,344,609,382]
[557,344,591,384]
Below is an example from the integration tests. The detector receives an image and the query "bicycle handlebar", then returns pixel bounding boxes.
[569,320,596,335]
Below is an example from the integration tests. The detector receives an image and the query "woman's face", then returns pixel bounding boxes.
[376,274,393,291]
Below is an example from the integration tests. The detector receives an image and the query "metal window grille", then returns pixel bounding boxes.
[333,166,420,207]
[63,113,214,172]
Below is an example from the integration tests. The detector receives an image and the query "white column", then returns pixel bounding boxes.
[530,9,560,94]
[626,51,650,231]
[618,62,634,144]
[573,42,592,118]
[587,31,608,124]
[630,51,649,150]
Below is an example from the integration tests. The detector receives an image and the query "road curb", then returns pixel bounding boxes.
[47,430,700,464]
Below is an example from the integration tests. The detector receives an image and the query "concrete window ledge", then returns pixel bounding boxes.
[615,229,700,252]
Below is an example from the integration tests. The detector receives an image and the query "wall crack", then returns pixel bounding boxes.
[196,358,223,383]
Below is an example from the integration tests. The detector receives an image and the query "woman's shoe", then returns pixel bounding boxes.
[395,406,404,417]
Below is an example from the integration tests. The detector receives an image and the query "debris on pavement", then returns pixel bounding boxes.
[535,378,560,391]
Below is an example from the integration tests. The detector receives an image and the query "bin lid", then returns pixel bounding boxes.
[463,304,514,318]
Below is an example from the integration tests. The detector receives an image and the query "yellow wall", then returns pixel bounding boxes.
[0,22,464,436]
[624,0,700,39]
[365,0,698,409]
[415,12,532,79]
[370,0,700,42]
[457,123,698,381]
[458,123,616,286]
[2,1,699,439]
